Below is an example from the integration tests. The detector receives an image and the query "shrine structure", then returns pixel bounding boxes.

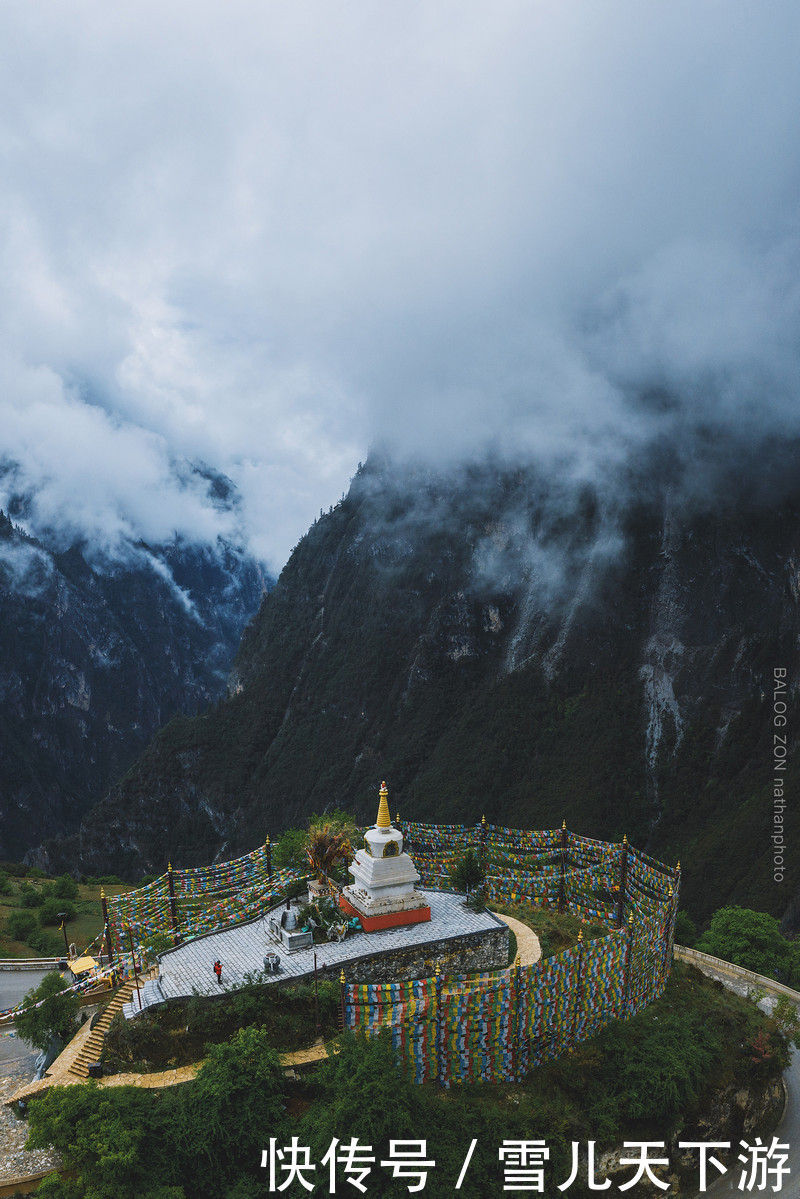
[340,781,431,931]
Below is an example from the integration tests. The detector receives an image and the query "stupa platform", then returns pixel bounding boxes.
[127,891,508,1016]
[339,893,431,931]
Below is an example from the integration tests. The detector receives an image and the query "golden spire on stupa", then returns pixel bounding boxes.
[376,781,391,830]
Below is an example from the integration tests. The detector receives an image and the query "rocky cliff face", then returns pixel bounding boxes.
[0,510,266,861]
[53,454,798,924]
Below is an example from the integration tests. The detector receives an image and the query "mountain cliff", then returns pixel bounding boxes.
[49,453,798,925]
[0,510,267,861]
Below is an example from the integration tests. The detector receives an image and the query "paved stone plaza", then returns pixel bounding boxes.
[124,891,506,1017]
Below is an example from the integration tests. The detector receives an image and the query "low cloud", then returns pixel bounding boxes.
[0,2,798,569]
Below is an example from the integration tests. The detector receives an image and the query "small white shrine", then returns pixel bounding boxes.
[340,781,431,930]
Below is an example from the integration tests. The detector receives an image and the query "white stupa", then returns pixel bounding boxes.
[340,782,431,930]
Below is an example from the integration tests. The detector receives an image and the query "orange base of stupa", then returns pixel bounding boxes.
[339,894,431,931]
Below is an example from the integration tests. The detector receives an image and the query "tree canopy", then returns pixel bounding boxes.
[696,906,799,985]
[15,972,79,1052]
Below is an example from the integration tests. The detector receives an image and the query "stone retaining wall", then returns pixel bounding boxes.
[341,925,508,984]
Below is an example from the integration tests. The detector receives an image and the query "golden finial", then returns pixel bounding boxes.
[376,781,391,830]
[628,913,634,926]
[578,928,583,943]
[101,888,105,899]
[395,812,399,824]
[340,969,346,984]
[623,834,627,845]
[481,814,486,826]
[562,819,566,830]
[676,861,681,872]
[514,952,521,968]
[668,884,673,898]
[266,835,270,846]
[168,862,172,873]
[435,962,441,976]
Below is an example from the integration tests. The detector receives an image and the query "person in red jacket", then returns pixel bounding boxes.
[213,960,222,985]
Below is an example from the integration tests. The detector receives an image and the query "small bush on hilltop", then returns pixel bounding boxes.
[274,809,356,880]
[306,817,355,884]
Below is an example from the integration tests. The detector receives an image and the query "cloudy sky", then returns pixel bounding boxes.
[1,1,799,570]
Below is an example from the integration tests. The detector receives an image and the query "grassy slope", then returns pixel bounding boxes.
[0,876,130,959]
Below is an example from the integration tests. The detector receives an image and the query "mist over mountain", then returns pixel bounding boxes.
[49,438,798,930]
[0,467,268,862]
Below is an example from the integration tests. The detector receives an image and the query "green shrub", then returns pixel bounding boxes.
[52,874,79,900]
[176,1026,289,1196]
[273,827,308,871]
[27,867,48,878]
[103,1011,175,1072]
[0,861,28,877]
[28,928,64,956]
[19,883,44,908]
[597,1009,721,1121]
[183,977,338,1056]
[744,1025,790,1080]
[0,872,13,896]
[696,906,799,985]
[38,898,77,926]
[25,1081,180,1196]
[7,909,37,942]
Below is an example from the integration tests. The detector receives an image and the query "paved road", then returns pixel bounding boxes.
[0,971,50,1065]
[0,970,50,1011]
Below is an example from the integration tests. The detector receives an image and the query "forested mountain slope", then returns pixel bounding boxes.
[52,454,798,926]
[0,511,266,860]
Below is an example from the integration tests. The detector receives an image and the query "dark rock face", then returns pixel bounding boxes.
[0,510,267,861]
[56,455,798,925]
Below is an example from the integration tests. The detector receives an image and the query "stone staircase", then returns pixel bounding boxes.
[67,982,135,1079]
[122,976,166,1020]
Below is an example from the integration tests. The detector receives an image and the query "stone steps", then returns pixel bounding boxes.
[67,983,135,1078]
[122,976,165,1020]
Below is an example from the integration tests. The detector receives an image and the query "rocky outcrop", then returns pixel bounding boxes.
[668,1077,785,1193]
